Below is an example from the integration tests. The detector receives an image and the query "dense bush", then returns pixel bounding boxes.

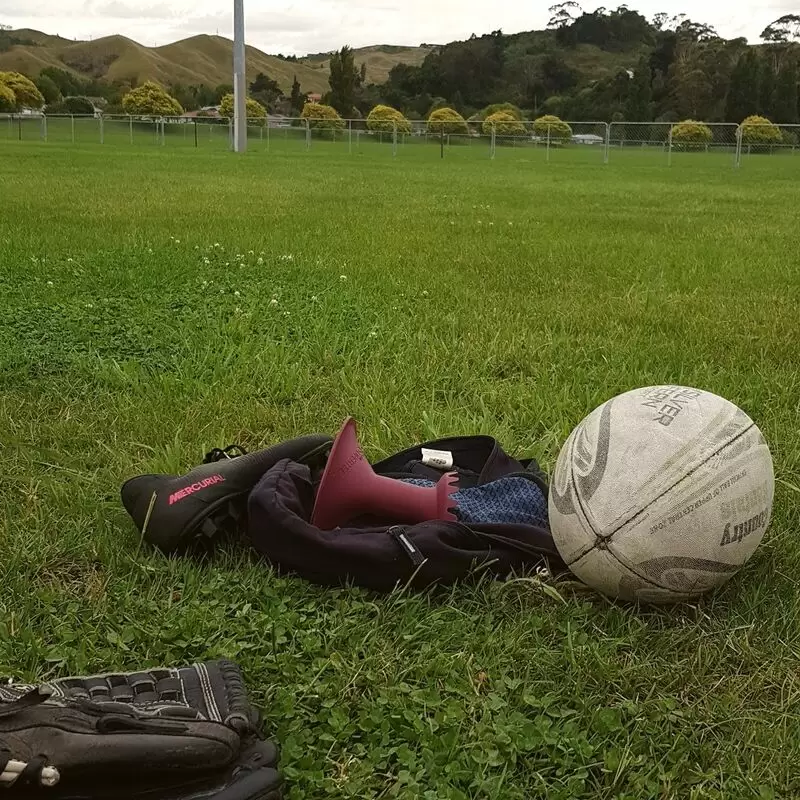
[219,94,267,121]
[45,96,96,115]
[739,115,782,146]
[0,72,44,109]
[483,111,526,136]
[300,102,345,130]
[533,114,572,142]
[427,107,468,135]
[478,102,523,121]
[366,104,411,134]
[671,120,712,149]
[122,81,183,116]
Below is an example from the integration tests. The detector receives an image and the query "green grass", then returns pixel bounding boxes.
[1,140,799,800]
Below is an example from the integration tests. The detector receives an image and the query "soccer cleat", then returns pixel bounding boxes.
[121,435,333,554]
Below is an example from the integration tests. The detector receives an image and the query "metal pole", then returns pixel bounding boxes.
[233,0,247,153]
[42,114,47,142]
[440,127,444,159]
[546,124,551,163]
[491,123,496,160]
[71,114,75,144]
[130,115,133,145]
[604,122,610,165]
[305,118,310,150]
[266,117,270,152]
[348,119,352,154]
[735,126,742,169]
[18,115,21,141]
[392,121,397,157]
[100,115,104,145]
[194,119,198,148]
[667,125,673,167]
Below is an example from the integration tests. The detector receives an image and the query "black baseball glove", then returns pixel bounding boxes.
[0,660,282,799]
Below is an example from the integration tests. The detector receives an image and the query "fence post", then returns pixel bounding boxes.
[604,122,610,164]
[546,123,551,163]
[667,124,673,166]
[392,121,398,157]
[305,118,310,150]
[266,118,270,152]
[735,125,742,169]
[100,114,104,145]
[18,115,22,141]
[348,119,352,154]
[129,115,133,145]
[71,114,75,144]
[41,114,47,142]
[228,118,233,150]
[161,118,166,146]
[194,119,198,148]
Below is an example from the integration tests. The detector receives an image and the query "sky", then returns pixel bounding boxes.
[3,1,797,55]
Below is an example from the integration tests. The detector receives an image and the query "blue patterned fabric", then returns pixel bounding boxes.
[401,476,548,528]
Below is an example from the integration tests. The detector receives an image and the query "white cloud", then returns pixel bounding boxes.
[3,0,798,52]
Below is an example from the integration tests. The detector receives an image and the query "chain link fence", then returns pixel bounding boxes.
[4,113,800,171]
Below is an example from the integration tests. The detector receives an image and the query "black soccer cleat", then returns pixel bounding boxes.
[121,434,333,554]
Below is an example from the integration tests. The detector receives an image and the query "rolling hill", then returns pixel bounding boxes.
[0,29,431,94]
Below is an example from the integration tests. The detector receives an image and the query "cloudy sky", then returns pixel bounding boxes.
[3,1,796,54]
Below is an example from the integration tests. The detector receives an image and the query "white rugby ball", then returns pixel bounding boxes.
[549,386,774,603]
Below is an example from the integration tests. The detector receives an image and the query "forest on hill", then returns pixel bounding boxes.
[2,6,799,124]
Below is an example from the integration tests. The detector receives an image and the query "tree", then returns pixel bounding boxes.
[33,74,61,106]
[0,81,14,111]
[214,84,233,103]
[758,57,776,117]
[0,72,45,109]
[671,119,712,149]
[300,102,344,131]
[360,62,367,85]
[533,114,572,142]
[289,76,304,114]
[547,1,582,29]
[328,45,360,116]
[40,66,83,97]
[219,94,267,121]
[63,96,95,115]
[122,81,183,116]
[773,59,799,123]
[427,107,468,134]
[725,50,760,122]
[482,111,525,136]
[366,104,411,133]
[626,56,652,120]
[249,72,282,111]
[739,114,782,147]
[761,14,800,43]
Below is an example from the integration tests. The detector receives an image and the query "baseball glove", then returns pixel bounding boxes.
[0,660,282,799]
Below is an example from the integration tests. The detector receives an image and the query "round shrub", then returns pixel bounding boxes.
[220,94,267,121]
[483,111,525,137]
[366,104,411,134]
[0,72,44,109]
[427,107,468,135]
[671,120,712,150]
[122,81,183,116]
[300,102,344,130]
[739,115,782,146]
[479,102,523,121]
[533,114,572,142]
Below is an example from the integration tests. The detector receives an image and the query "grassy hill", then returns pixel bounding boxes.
[301,44,434,85]
[0,30,330,94]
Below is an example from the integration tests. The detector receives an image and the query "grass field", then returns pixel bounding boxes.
[1,140,799,799]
